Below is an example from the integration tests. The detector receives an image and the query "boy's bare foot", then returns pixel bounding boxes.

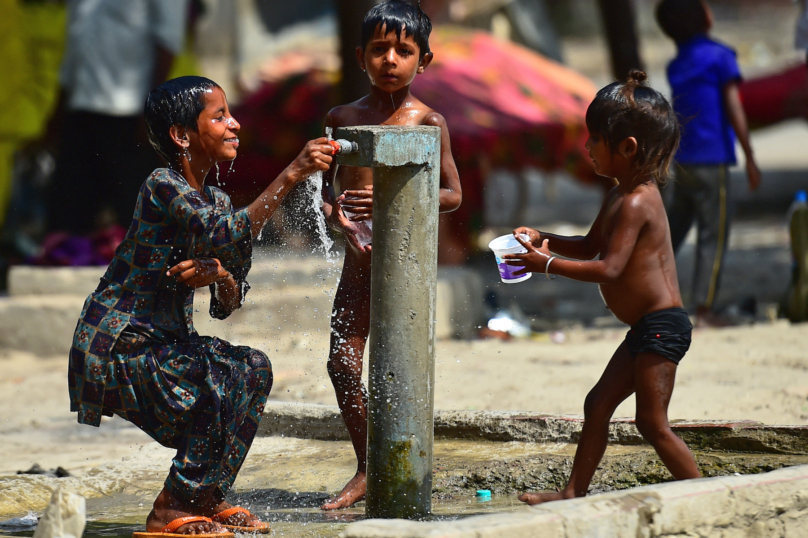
[147,488,226,534]
[518,490,575,506]
[321,472,366,510]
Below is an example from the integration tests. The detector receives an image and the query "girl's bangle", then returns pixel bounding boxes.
[545,256,557,280]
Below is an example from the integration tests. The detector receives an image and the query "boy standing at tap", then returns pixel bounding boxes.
[656,0,761,327]
[319,0,462,510]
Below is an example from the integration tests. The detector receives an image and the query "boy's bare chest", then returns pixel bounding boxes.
[337,165,374,191]
[336,107,431,190]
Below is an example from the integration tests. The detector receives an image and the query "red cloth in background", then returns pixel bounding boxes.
[740,63,808,128]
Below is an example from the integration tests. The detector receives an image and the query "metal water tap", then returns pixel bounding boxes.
[325,127,359,155]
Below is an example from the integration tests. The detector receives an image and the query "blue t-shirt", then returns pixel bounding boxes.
[667,35,742,165]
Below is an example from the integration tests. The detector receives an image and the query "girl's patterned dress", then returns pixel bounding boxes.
[68,168,272,504]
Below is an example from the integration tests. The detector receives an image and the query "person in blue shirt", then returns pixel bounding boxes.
[656,0,761,327]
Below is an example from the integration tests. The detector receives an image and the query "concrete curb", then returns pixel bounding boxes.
[260,402,808,454]
[341,464,808,537]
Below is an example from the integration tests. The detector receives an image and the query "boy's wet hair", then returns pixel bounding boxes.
[656,0,710,44]
[145,76,220,163]
[362,0,432,57]
[585,70,680,183]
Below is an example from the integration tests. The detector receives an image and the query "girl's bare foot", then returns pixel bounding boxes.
[147,488,226,534]
[518,489,576,506]
[321,472,366,510]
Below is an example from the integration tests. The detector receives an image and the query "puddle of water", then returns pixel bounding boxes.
[0,494,525,538]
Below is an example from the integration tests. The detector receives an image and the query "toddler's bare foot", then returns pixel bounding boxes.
[321,472,366,510]
[147,488,225,534]
[518,490,575,506]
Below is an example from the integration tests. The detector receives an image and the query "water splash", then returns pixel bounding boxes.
[304,171,336,263]
[215,163,221,186]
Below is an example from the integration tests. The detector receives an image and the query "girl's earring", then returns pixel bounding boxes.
[184,146,192,162]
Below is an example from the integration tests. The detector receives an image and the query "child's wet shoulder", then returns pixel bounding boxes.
[421,110,447,128]
[327,102,365,127]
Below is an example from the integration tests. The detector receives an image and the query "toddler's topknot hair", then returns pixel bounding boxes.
[586,70,680,183]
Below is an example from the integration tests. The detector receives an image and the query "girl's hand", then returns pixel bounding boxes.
[289,138,333,182]
[326,203,371,254]
[167,258,231,288]
[513,226,541,247]
[502,237,552,276]
[338,185,373,221]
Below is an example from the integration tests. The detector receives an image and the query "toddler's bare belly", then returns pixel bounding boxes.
[599,282,678,327]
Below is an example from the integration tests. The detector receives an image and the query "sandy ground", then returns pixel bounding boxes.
[2,320,807,479]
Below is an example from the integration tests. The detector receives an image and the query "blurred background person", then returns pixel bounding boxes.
[0,0,66,281]
[656,0,761,327]
[44,0,189,245]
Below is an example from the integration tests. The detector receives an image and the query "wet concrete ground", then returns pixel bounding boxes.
[4,421,808,534]
[3,436,806,538]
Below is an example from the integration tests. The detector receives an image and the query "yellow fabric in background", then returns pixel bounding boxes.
[169,36,202,80]
[0,0,66,229]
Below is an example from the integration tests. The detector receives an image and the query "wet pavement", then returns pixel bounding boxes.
[3,435,807,538]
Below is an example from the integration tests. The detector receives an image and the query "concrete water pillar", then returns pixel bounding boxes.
[335,125,441,519]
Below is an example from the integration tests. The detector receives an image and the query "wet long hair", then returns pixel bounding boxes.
[145,76,221,163]
[361,0,432,57]
[585,70,680,183]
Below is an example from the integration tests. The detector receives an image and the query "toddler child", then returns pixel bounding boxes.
[504,71,701,504]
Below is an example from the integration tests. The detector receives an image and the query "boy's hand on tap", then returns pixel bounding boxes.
[289,138,334,182]
[338,185,373,221]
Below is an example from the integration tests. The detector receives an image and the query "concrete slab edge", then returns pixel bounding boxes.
[259,402,808,454]
[340,464,808,537]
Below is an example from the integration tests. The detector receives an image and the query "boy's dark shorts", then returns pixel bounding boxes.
[625,307,692,364]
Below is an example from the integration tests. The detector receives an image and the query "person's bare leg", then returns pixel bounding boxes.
[520,341,636,505]
[322,252,372,510]
[634,353,701,480]
[146,487,226,534]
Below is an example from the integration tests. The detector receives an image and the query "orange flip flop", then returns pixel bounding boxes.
[211,507,271,534]
[132,516,235,538]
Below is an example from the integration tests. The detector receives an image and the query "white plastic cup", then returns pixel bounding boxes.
[488,234,532,284]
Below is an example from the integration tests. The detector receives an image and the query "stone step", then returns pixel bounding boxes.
[259,402,808,454]
[1,262,484,355]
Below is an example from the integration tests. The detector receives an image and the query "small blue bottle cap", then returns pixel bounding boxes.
[476,489,492,498]
[796,190,807,203]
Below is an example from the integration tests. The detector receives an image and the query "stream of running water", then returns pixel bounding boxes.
[304,171,336,262]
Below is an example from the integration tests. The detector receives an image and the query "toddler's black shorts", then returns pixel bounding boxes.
[625,307,692,365]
